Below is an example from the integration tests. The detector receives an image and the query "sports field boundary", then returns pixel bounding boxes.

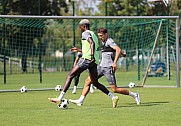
[1,85,178,93]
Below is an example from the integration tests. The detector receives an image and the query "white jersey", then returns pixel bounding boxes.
[100,38,117,67]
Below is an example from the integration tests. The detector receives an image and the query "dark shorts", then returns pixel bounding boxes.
[76,58,100,84]
[97,65,116,85]
[77,58,96,69]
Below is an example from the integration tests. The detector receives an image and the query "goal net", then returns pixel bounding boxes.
[0,15,180,90]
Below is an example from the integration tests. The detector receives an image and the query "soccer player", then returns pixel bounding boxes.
[69,27,141,106]
[48,19,119,108]
[71,49,94,94]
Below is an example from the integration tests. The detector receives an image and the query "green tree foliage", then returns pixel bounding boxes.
[170,0,181,16]
[0,0,69,72]
[148,1,168,16]
[97,0,152,16]
[170,0,181,43]
[0,0,68,15]
[66,0,99,16]
[96,0,181,16]
[96,0,180,44]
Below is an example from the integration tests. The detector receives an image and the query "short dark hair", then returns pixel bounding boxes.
[97,28,107,34]
[85,24,90,29]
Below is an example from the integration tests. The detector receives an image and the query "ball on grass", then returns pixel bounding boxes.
[128,82,135,88]
[55,85,61,91]
[57,99,69,109]
[20,86,27,92]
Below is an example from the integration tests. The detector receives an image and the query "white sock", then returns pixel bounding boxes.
[58,91,65,101]
[108,92,114,99]
[90,84,94,89]
[73,86,77,91]
[129,91,136,98]
[79,95,85,103]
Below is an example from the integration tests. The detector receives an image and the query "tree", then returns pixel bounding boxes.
[97,0,152,16]
[66,0,99,16]
[0,0,69,72]
[96,0,181,45]
[170,0,181,44]
[0,0,68,15]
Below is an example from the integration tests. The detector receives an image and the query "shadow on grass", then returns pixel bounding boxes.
[118,101,169,108]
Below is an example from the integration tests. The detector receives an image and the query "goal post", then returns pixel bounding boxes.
[176,18,180,88]
[142,19,163,86]
[0,15,180,89]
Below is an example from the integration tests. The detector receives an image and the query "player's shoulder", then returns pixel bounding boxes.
[82,30,91,36]
[106,38,115,44]
[77,52,82,56]
[83,30,91,34]
[107,38,114,42]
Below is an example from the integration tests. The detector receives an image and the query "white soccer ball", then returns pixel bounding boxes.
[58,99,69,109]
[128,82,135,88]
[20,86,27,92]
[55,85,61,91]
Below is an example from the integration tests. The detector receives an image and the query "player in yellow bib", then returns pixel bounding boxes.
[48,19,119,108]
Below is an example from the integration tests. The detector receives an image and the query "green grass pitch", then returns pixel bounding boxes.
[0,72,181,126]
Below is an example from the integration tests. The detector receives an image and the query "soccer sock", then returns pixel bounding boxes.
[73,86,77,91]
[108,92,114,99]
[90,84,94,91]
[79,95,85,103]
[90,84,93,88]
[58,91,65,101]
[129,91,137,98]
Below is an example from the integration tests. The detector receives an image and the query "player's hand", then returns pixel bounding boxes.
[90,55,95,63]
[70,47,79,52]
[122,53,126,57]
[112,63,117,73]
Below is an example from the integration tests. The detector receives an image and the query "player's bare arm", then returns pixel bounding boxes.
[87,37,95,63]
[70,47,82,52]
[111,45,121,72]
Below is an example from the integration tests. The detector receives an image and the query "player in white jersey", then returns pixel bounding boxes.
[70,28,140,106]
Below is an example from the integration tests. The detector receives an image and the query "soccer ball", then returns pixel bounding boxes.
[55,85,61,91]
[20,86,27,92]
[58,99,69,109]
[128,82,135,88]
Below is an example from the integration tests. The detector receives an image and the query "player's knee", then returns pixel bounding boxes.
[110,86,117,93]
[85,78,92,85]
[112,88,117,93]
[92,82,99,88]
[67,74,74,80]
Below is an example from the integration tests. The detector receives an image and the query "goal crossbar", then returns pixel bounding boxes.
[0,15,179,19]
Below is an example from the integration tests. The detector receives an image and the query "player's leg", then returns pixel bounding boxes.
[89,65,104,94]
[69,66,104,105]
[103,67,140,105]
[88,63,119,108]
[69,62,118,107]
[69,76,92,106]
[90,84,94,93]
[72,73,81,94]
[70,63,119,107]
[80,65,104,97]
[109,84,140,105]
[48,63,86,103]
